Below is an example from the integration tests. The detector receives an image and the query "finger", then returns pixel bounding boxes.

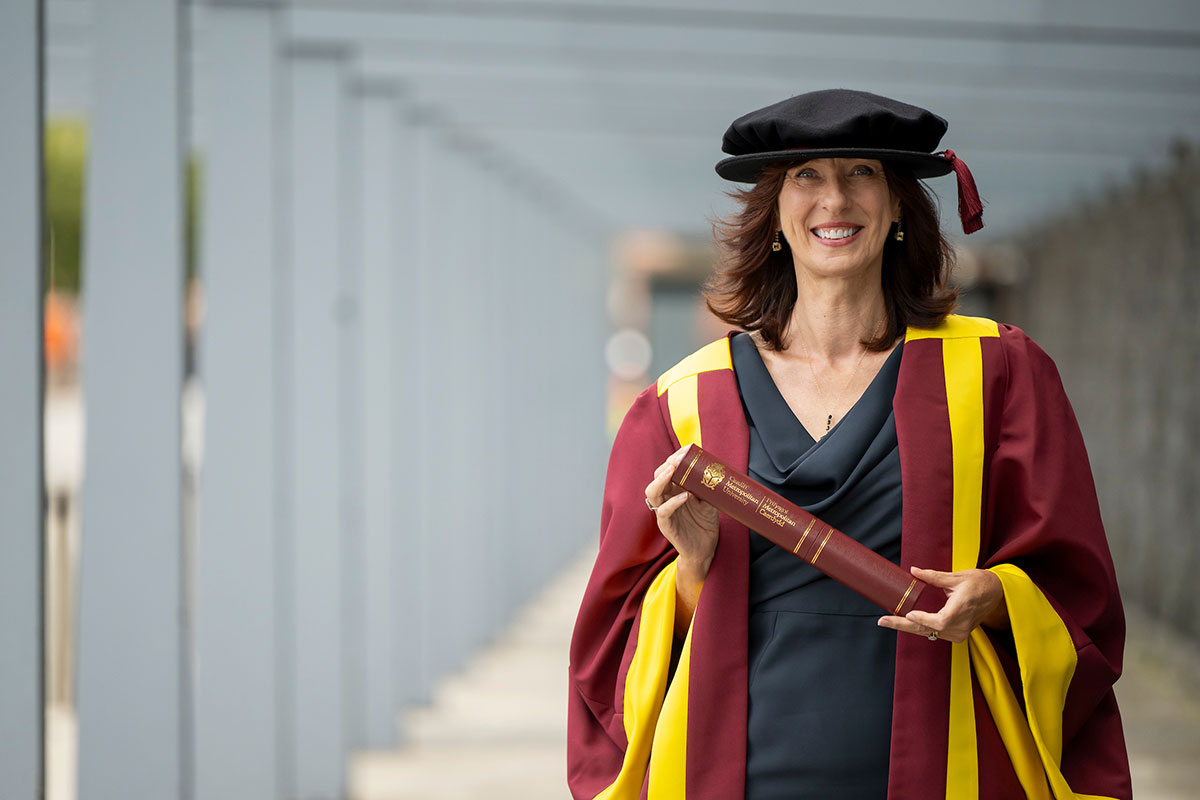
[657,448,696,479]
[651,450,690,487]
[910,566,961,587]
[662,450,691,482]
[645,465,679,502]
[878,616,938,638]
[904,610,944,630]
[655,491,691,517]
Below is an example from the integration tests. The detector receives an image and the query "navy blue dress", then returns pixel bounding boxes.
[730,332,904,800]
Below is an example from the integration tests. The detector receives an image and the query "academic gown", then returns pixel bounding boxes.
[567,315,1132,800]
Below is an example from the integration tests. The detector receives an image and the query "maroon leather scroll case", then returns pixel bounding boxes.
[670,444,927,617]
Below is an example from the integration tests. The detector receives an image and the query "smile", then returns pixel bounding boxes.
[812,226,863,240]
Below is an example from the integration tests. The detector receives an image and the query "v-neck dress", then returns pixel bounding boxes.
[730,332,904,800]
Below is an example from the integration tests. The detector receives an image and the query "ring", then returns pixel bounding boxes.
[927,631,939,641]
[645,497,660,512]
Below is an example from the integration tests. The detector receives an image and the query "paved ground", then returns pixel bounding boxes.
[349,548,1200,800]
[348,553,588,800]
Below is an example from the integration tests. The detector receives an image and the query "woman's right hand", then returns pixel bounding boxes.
[644,446,721,576]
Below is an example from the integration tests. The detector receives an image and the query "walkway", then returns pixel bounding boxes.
[349,548,1200,800]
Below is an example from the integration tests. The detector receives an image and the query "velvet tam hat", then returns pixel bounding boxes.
[715,88,984,234]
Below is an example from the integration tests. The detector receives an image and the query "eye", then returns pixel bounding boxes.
[851,165,876,176]
[790,167,816,179]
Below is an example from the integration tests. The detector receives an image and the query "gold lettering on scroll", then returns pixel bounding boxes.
[756,497,796,528]
[701,463,725,489]
[719,476,759,506]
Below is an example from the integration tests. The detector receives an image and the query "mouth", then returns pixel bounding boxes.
[811,225,864,243]
[816,225,864,241]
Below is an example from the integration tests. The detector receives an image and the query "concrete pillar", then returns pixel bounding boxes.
[499,182,537,610]
[412,116,440,690]
[413,119,488,680]
[485,171,518,626]
[0,0,44,796]
[76,0,184,796]
[448,134,491,658]
[390,102,425,713]
[285,45,348,799]
[339,73,368,759]
[424,130,465,671]
[475,159,506,639]
[193,5,281,799]
[353,81,402,749]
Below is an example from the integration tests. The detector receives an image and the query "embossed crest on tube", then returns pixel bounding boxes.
[701,462,725,489]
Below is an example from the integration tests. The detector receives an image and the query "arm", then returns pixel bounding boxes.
[643,448,720,639]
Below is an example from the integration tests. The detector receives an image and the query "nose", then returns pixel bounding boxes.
[819,173,851,211]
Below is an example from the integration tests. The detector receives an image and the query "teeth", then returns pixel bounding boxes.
[815,227,861,240]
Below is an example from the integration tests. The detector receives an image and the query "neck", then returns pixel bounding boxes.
[782,267,887,363]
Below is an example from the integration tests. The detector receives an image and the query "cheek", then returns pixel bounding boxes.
[777,196,814,234]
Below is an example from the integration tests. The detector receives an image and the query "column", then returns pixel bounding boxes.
[390,101,425,712]
[339,74,367,758]
[285,45,347,799]
[499,181,536,610]
[193,5,280,799]
[410,112,437,705]
[448,133,490,658]
[475,158,506,638]
[76,0,184,796]
[354,81,402,749]
[0,0,43,795]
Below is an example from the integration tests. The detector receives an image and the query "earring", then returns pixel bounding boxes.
[893,218,905,242]
[772,230,783,252]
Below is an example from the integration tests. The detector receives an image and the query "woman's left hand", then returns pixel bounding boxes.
[877,566,1007,643]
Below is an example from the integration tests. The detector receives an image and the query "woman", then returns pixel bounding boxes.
[568,89,1131,800]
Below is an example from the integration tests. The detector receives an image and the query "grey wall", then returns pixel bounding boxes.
[993,147,1200,642]
[0,0,44,795]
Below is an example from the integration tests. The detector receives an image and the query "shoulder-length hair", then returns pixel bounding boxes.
[704,162,959,352]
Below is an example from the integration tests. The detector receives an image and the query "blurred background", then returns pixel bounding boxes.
[3,0,1199,798]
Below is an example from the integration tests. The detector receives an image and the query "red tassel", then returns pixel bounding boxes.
[940,149,984,235]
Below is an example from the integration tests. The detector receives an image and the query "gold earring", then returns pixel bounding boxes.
[893,219,905,242]
[772,230,783,252]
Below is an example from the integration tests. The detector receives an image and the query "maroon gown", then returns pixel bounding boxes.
[568,317,1131,800]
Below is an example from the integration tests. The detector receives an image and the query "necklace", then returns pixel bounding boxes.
[798,328,876,435]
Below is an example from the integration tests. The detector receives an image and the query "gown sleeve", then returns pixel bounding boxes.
[976,324,1131,799]
[567,384,682,799]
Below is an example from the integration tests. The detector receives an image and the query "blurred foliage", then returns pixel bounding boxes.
[187,155,202,285]
[44,117,86,293]
[43,116,202,295]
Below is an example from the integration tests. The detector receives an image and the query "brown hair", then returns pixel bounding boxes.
[704,162,959,352]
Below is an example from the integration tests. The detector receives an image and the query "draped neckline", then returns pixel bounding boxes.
[730,332,904,510]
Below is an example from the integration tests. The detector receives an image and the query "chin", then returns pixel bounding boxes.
[796,251,884,281]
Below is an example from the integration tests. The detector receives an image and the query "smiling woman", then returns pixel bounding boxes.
[708,153,957,354]
[569,89,1131,800]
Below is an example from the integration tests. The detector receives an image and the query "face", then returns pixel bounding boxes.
[775,157,900,280]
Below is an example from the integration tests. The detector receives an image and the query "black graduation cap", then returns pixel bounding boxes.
[715,89,984,234]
